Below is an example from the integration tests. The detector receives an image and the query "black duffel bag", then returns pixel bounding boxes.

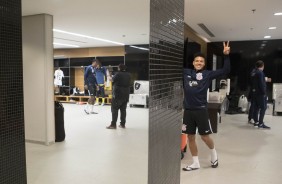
[55,101,65,142]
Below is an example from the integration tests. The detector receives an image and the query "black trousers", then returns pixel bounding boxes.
[111,98,127,126]
[253,95,267,124]
[96,85,105,97]
[248,99,254,120]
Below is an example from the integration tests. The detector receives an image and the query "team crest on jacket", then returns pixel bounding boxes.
[196,73,203,80]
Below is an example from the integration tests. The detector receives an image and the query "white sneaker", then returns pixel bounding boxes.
[182,163,200,171]
[94,103,99,106]
[248,119,254,124]
[101,103,105,106]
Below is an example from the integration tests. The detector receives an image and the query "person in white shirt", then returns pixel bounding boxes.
[54,68,64,94]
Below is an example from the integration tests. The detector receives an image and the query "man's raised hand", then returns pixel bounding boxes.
[223,41,230,55]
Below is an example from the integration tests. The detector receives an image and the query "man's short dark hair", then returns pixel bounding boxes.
[92,59,101,65]
[119,64,126,71]
[255,60,264,68]
[194,52,206,60]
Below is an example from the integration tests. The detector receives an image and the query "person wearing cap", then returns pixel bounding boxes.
[182,42,230,171]
[106,64,131,129]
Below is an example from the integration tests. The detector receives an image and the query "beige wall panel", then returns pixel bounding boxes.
[23,14,55,145]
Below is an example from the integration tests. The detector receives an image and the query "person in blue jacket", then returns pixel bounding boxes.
[93,59,108,106]
[182,42,230,171]
[84,59,98,114]
[250,60,270,129]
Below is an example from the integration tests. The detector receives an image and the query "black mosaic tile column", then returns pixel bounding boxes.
[148,0,184,183]
[0,1,27,184]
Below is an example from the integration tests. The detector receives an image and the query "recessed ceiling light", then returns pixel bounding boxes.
[53,29,125,46]
[274,12,282,16]
[130,45,149,51]
[54,55,66,58]
[264,36,271,39]
[268,27,277,29]
[53,42,79,47]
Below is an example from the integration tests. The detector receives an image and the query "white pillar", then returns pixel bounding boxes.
[22,14,55,145]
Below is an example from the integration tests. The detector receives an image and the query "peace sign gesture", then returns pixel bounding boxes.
[223,41,230,55]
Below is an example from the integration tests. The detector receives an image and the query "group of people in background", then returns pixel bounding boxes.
[84,59,131,129]
[83,41,271,172]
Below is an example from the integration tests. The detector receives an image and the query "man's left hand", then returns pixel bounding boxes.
[223,41,230,55]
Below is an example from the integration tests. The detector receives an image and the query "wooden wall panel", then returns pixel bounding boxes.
[54,46,125,58]
[74,68,84,90]
[89,46,124,56]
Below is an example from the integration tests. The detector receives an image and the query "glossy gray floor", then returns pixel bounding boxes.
[26,104,282,184]
[181,113,282,184]
[26,103,149,184]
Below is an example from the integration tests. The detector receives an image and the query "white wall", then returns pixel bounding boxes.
[22,14,55,145]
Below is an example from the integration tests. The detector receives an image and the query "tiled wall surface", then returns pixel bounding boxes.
[148,0,184,183]
[0,1,27,183]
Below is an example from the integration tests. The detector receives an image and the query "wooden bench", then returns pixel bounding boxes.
[54,95,112,104]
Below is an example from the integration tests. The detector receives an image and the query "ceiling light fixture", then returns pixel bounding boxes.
[53,42,80,47]
[54,55,66,58]
[268,27,277,30]
[53,29,125,46]
[130,45,149,51]
[264,36,271,39]
[274,12,282,16]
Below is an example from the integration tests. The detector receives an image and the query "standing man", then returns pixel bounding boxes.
[84,59,98,114]
[251,60,271,129]
[248,67,271,124]
[106,64,131,129]
[94,59,108,106]
[182,42,230,171]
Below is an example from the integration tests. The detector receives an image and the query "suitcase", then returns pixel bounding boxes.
[55,101,65,142]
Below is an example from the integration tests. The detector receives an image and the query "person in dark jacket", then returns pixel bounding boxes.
[248,68,256,123]
[251,60,270,129]
[106,64,131,129]
[84,59,98,114]
[248,67,271,124]
[182,42,230,171]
